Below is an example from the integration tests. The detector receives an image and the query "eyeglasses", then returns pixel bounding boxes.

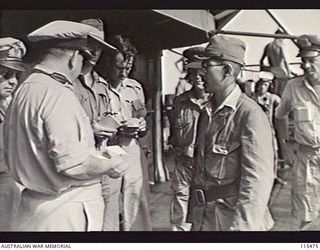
[202,62,224,71]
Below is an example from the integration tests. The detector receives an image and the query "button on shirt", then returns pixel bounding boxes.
[275,76,320,147]
[4,65,98,194]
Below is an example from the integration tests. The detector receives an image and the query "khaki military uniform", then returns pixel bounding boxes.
[169,89,210,231]
[191,85,275,231]
[102,78,152,231]
[276,76,320,224]
[5,65,104,231]
[73,71,110,123]
[0,96,21,231]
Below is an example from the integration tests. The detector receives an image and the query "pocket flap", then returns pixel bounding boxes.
[212,141,240,155]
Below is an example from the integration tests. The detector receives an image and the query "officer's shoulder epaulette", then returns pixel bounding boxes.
[125,81,142,91]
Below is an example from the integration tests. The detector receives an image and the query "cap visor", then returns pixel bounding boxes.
[185,61,202,69]
[88,33,117,51]
[297,50,319,58]
[193,54,212,60]
[0,61,28,72]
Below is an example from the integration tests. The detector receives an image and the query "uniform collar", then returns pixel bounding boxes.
[34,64,73,90]
[79,71,108,96]
[213,84,242,114]
[183,90,211,107]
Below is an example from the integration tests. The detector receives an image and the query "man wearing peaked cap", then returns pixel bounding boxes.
[175,47,206,97]
[4,20,128,232]
[189,35,275,231]
[251,72,287,186]
[0,37,27,231]
[275,34,320,230]
[168,46,211,231]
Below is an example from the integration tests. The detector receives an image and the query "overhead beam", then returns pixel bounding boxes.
[212,29,299,39]
[265,9,299,47]
[214,10,241,31]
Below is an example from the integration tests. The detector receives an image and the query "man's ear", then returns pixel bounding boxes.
[223,63,234,77]
[68,50,80,69]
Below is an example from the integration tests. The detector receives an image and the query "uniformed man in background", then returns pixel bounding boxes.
[275,34,320,230]
[4,20,128,231]
[0,37,27,231]
[168,46,211,231]
[251,71,287,186]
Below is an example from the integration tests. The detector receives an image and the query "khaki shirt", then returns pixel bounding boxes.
[73,71,110,123]
[4,65,98,194]
[252,92,281,125]
[0,96,12,173]
[275,76,320,147]
[107,78,146,123]
[194,85,275,230]
[170,90,210,157]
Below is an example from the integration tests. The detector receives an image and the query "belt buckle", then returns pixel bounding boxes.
[195,189,206,206]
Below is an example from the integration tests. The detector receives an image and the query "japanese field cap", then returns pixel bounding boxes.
[296,34,320,58]
[194,35,246,66]
[27,20,116,52]
[0,37,27,71]
[183,46,205,69]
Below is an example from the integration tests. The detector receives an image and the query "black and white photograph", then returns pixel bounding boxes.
[0,6,319,244]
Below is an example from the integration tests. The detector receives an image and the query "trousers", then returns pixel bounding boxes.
[102,139,152,231]
[292,146,320,224]
[170,155,193,231]
[12,183,104,231]
[0,173,21,231]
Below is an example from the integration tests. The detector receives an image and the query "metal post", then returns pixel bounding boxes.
[265,9,299,47]
[151,50,168,183]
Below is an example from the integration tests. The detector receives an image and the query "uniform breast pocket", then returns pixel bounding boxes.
[293,102,314,122]
[131,99,147,118]
[174,111,195,147]
[205,141,241,182]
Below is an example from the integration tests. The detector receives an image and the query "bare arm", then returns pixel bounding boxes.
[61,154,128,180]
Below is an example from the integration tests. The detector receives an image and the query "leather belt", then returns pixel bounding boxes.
[193,181,239,205]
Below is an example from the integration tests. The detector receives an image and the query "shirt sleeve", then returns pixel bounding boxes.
[42,89,94,172]
[231,107,275,230]
[275,83,292,119]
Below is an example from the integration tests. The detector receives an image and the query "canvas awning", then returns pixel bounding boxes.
[0,9,215,53]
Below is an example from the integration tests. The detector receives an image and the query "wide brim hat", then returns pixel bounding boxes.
[28,20,116,52]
